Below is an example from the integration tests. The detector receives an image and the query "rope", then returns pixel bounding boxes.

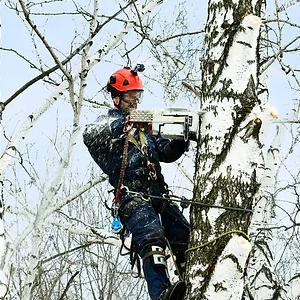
[114,121,132,204]
[184,230,250,258]
[165,232,250,281]
[166,238,184,282]
[127,191,254,213]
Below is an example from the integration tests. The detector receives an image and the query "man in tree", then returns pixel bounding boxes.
[83,66,190,300]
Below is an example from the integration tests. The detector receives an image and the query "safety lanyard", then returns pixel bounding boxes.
[128,128,157,180]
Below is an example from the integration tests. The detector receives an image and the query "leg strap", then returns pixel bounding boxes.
[142,245,167,268]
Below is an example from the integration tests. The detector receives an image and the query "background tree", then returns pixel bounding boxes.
[0,0,299,300]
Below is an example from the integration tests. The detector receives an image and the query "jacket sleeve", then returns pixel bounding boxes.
[82,110,127,174]
[153,136,189,163]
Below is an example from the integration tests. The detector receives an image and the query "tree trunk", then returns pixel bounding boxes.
[185,1,266,299]
[0,2,167,298]
[0,193,8,297]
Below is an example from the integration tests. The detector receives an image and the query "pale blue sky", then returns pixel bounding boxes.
[0,0,299,217]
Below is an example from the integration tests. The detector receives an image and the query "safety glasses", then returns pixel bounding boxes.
[122,90,144,104]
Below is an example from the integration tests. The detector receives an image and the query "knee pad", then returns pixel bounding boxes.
[143,245,167,268]
[118,197,142,224]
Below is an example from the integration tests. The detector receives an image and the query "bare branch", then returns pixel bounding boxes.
[57,271,79,300]
[18,0,72,82]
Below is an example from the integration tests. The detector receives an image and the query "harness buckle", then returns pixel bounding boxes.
[111,202,119,217]
[147,161,157,180]
[120,185,129,196]
[179,196,191,209]
[141,144,148,155]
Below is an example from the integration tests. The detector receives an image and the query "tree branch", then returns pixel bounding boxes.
[58,271,79,300]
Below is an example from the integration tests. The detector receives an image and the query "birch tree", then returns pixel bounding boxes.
[185,1,300,300]
[1,0,300,300]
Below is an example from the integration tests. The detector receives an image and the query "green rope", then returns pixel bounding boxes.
[166,238,184,282]
[125,190,252,276]
[167,231,250,282]
[185,230,250,258]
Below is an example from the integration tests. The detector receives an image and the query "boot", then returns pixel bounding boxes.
[156,281,186,300]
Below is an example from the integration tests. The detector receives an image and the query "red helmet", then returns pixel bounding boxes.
[107,66,144,93]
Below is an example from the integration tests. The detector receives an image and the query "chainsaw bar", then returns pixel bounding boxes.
[130,110,154,123]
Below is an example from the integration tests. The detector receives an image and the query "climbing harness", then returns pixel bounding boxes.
[111,120,132,234]
[127,127,157,180]
[111,122,158,233]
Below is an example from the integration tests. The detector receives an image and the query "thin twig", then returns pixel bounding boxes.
[18,0,72,81]
[0,47,40,70]
[3,0,134,108]
[58,271,80,300]
[42,239,117,265]
[155,30,204,45]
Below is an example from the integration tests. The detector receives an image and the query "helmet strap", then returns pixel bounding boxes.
[113,92,124,109]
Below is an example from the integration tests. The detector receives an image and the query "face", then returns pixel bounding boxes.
[114,90,143,111]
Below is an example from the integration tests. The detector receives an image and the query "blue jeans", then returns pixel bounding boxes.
[119,197,190,300]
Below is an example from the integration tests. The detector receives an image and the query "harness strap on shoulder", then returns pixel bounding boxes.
[128,129,157,180]
[128,128,148,156]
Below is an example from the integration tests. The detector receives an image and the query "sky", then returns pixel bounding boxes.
[0,0,299,221]
[0,1,205,236]
[0,0,300,284]
[0,3,299,187]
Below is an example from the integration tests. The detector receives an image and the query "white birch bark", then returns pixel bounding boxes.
[287,268,300,300]
[245,125,281,300]
[186,2,266,299]
[246,98,300,300]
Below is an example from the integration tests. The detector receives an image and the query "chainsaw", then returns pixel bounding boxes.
[129,107,204,141]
